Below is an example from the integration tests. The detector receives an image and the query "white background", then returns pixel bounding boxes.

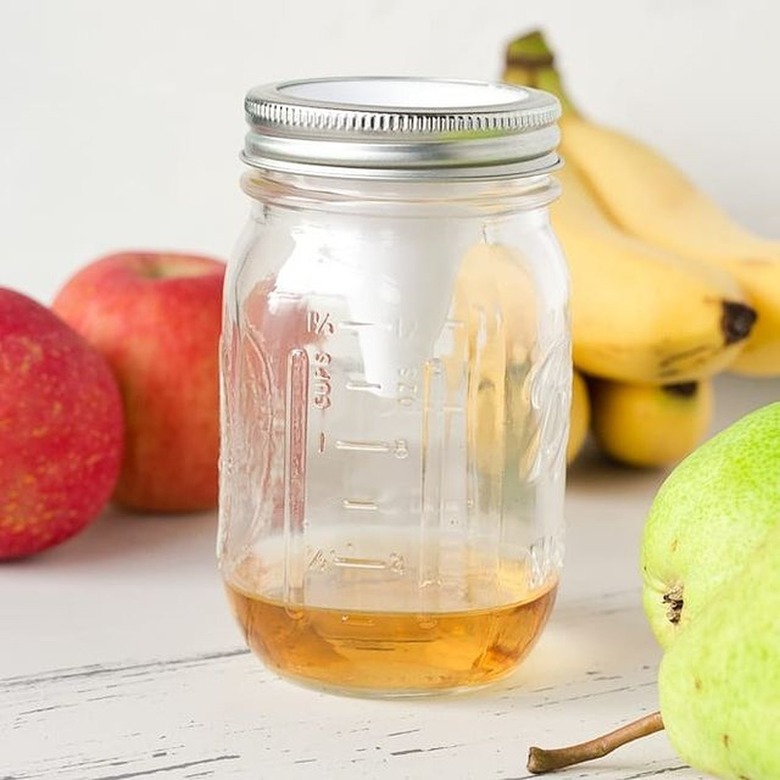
[2,0,780,303]
[1,7,779,775]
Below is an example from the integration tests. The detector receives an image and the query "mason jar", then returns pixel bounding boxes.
[218,77,570,697]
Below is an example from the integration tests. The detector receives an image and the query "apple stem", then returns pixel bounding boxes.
[527,711,664,773]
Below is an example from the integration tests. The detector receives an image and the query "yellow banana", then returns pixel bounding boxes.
[559,117,780,376]
[454,244,579,477]
[588,377,714,468]
[553,164,755,383]
[504,30,780,377]
[452,243,537,478]
[452,242,537,373]
[567,368,590,464]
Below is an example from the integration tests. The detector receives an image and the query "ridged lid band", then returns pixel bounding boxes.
[242,77,561,180]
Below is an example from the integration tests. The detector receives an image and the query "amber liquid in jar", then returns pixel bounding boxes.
[223,537,557,696]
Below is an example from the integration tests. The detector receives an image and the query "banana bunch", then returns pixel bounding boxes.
[504,30,780,468]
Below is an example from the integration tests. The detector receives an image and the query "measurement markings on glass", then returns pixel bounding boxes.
[335,439,409,458]
[336,440,392,453]
[396,366,418,407]
[337,320,392,332]
[341,499,379,511]
[345,379,382,392]
[331,555,389,570]
[307,310,335,336]
[307,550,405,574]
[308,310,334,412]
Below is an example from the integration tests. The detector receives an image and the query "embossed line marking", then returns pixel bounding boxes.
[341,499,379,511]
[336,440,392,453]
[345,380,382,391]
[332,556,389,570]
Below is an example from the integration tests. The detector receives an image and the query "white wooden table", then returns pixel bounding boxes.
[3,376,777,780]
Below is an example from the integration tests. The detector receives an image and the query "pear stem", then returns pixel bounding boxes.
[527,711,665,774]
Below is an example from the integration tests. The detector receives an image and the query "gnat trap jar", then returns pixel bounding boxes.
[218,77,570,697]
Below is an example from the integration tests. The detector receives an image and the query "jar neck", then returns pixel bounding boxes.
[240,167,560,215]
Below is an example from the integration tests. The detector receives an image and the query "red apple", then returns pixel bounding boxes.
[52,252,226,513]
[0,289,123,559]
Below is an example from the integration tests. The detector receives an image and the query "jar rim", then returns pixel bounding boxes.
[242,76,561,180]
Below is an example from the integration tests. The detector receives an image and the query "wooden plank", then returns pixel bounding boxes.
[1,590,705,779]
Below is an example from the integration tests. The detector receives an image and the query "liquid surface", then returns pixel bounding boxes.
[224,545,557,696]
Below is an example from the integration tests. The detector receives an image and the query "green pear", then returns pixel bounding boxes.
[526,403,780,776]
[527,523,780,776]
[641,401,780,647]
[658,521,780,779]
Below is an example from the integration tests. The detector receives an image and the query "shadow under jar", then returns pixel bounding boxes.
[218,77,570,697]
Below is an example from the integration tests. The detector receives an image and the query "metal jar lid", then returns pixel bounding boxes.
[242,76,561,180]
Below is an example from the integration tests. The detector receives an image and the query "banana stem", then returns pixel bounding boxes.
[527,711,665,774]
[503,30,579,116]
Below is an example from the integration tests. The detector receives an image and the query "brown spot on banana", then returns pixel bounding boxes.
[658,345,712,370]
[664,382,698,399]
[722,301,758,345]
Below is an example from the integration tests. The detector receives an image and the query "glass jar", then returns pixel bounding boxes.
[219,77,570,697]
